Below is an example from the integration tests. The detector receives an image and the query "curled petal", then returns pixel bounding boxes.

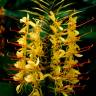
[13,71,24,81]
[20,17,27,23]
[32,89,40,96]
[16,50,23,58]
[75,54,83,57]
[16,84,23,93]
[74,30,79,36]
[17,36,26,46]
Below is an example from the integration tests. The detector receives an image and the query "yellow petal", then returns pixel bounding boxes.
[54,66,61,75]
[59,37,66,42]
[74,30,79,36]
[39,72,44,80]
[75,54,83,57]
[13,71,24,81]
[50,25,57,33]
[20,17,27,23]
[16,50,23,58]
[62,92,68,96]
[25,64,33,69]
[70,78,79,84]
[36,57,39,66]
[14,60,25,69]
[19,26,27,34]
[59,26,63,31]
[24,74,35,83]
[17,36,26,46]
[16,84,23,93]
[49,11,55,22]
[29,21,36,27]
[32,89,40,96]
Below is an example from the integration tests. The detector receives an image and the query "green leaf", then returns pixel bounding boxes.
[0,82,15,96]
[0,0,8,7]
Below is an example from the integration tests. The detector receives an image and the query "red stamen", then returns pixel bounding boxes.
[0,78,13,81]
[8,74,15,76]
[7,67,19,71]
[10,29,19,32]
[7,42,21,47]
[74,60,90,67]
[80,44,93,52]
[77,17,94,28]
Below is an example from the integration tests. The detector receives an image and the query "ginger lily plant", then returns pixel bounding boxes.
[13,10,82,96]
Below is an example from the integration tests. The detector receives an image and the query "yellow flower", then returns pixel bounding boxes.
[25,57,39,70]
[54,21,63,31]
[14,60,25,69]
[68,16,77,30]
[16,84,21,93]
[31,46,43,57]
[52,49,65,60]
[24,74,35,83]
[32,89,40,96]
[29,21,36,27]
[64,59,78,69]
[13,71,24,81]
[66,69,80,78]
[50,35,57,44]
[25,61,36,69]
[38,72,44,80]
[16,50,23,58]
[20,17,27,23]
[50,25,58,33]
[62,92,68,96]
[19,26,27,34]
[17,36,26,46]
[25,61,35,69]
[20,14,36,27]
[49,11,55,22]
[49,11,63,31]
[65,43,81,57]
[74,30,79,36]
[20,14,29,23]
[16,84,23,94]
[75,53,83,57]
[53,66,61,76]
[24,71,44,83]
[28,32,39,41]
[64,68,80,84]
[69,78,79,84]
[59,37,66,42]
[56,79,63,88]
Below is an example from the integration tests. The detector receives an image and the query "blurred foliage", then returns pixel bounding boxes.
[0,0,96,96]
[0,82,16,96]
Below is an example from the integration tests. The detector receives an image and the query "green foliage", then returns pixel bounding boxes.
[0,0,7,7]
[0,82,15,96]
[83,0,96,4]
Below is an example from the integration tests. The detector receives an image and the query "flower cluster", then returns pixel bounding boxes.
[13,14,44,95]
[49,11,82,95]
[13,11,82,96]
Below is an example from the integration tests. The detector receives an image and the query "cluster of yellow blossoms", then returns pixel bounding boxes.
[49,11,82,95]
[13,11,82,96]
[13,14,44,96]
